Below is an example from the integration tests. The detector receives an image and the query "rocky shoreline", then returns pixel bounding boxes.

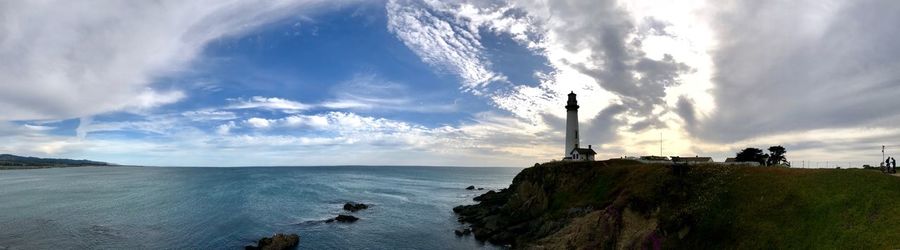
[451,160,718,249]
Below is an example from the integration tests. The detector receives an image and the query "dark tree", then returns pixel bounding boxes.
[767,145,789,166]
[735,148,768,166]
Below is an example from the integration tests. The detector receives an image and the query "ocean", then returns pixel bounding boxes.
[0,166,521,249]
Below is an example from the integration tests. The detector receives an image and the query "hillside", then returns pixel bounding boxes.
[454,160,900,249]
[0,154,112,169]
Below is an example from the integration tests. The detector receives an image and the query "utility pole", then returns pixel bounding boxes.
[659,132,663,157]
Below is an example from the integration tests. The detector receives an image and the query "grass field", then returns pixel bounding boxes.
[523,160,900,248]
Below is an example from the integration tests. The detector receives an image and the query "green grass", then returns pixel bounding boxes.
[679,167,900,249]
[508,161,900,248]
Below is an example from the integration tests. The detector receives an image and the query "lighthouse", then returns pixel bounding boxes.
[565,92,580,158]
[564,92,596,161]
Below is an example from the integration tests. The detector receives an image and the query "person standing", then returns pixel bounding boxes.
[891,157,897,174]
[886,158,891,173]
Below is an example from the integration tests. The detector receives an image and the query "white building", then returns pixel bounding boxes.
[563,92,596,161]
[570,145,597,161]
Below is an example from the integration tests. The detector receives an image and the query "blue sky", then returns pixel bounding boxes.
[2,0,900,167]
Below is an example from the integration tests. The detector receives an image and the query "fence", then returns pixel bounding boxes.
[791,160,881,169]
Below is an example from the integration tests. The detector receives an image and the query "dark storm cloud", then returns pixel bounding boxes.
[696,0,900,142]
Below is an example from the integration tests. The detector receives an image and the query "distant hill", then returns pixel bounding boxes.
[0,154,112,169]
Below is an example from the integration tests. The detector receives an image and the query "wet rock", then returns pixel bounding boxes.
[466,185,476,190]
[454,228,472,237]
[326,214,359,223]
[477,188,484,190]
[343,202,369,212]
[245,233,299,250]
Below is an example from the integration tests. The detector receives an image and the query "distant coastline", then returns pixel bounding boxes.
[0,154,113,170]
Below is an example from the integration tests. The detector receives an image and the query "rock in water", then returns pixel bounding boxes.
[466,185,475,190]
[332,214,359,223]
[343,202,369,212]
[245,233,299,250]
[454,228,472,237]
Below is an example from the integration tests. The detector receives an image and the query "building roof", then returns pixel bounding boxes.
[725,157,737,162]
[570,147,597,155]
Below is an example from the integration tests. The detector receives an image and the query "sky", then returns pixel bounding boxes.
[1,0,898,167]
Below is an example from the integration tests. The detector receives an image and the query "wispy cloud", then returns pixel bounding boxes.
[386,0,507,93]
[321,73,459,113]
[227,96,312,112]
[0,0,355,121]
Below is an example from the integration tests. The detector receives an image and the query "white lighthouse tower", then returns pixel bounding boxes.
[564,92,596,161]
[565,92,580,158]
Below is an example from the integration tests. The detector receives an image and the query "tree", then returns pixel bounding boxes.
[735,147,768,166]
[767,145,789,166]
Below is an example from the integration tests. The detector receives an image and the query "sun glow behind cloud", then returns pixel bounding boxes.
[1,0,898,167]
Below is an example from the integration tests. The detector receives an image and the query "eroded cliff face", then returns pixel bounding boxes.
[453,160,738,249]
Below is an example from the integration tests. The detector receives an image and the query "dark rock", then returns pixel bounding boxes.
[466,185,475,190]
[324,218,335,223]
[334,214,359,223]
[477,187,484,190]
[454,228,472,237]
[245,233,299,250]
[343,202,369,212]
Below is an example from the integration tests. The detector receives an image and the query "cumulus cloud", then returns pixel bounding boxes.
[0,0,351,121]
[216,121,238,135]
[246,117,273,128]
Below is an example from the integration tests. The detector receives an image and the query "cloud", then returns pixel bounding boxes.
[675,96,697,132]
[386,0,507,93]
[23,124,56,131]
[182,110,238,121]
[517,0,692,125]
[76,115,184,137]
[391,0,696,128]
[246,117,273,128]
[0,0,351,121]
[228,96,312,112]
[694,0,900,142]
[320,73,459,113]
[216,121,238,135]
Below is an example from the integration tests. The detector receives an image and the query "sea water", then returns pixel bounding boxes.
[0,166,521,249]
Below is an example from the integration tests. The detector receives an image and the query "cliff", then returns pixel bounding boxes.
[454,159,900,249]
